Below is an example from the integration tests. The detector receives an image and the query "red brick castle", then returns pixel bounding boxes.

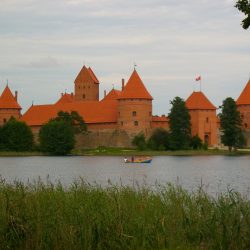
[0,66,249,148]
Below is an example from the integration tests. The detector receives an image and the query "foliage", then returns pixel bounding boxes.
[235,0,250,29]
[190,135,203,150]
[39,120,75,155]
[132,132,146,150]
[53,111,87,133]
[0,181,250,250]
[168,97,191,150]
[219,97,245,151]
[147,128,170,150]
[0,118,33,151]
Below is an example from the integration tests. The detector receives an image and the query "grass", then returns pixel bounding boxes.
[72,147,250,156]
[0,180,249,249]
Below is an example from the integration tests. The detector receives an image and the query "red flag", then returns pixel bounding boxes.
[195,76,201,81]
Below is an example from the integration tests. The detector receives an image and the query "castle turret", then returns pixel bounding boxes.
[236,79,250,130]
[0,85,22,125]
[74,66,99,101]
[117,70,153,136]
[186,91,217,146]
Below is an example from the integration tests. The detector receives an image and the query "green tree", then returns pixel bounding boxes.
[168,97,191,150]
[132,132,146,150]
[54,111,87,133]
[235,0,250,29]
[39,120,75,155]
[190,135,203,150]
[147,128,170,150]
[0,118,34,151]
[219,97,245,151]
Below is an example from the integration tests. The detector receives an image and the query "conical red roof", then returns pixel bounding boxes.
[186,91,216,110]
[103,89,121,101]
[118,70,153,100]
[236,79,250,105]
[55,93,74,105]
[74,65,99,84]
[0,86,21,109]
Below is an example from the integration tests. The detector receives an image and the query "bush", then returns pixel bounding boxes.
[39,120,75,155]
[147,128,170,150]
[190,135,203,150]
[132,132,146,150]
[0,118,34,151]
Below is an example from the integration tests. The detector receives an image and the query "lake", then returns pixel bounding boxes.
[0,155,250,196]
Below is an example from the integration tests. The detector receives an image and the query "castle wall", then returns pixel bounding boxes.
[151,121,169,130]
[238,105,250,130]
[189,109,217,146]
[0,109,21,125]
[118,99,152,137]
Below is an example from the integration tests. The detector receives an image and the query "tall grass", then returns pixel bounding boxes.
[0,179,249,249]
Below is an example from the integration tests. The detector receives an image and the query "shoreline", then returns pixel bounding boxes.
[0,148,250,157]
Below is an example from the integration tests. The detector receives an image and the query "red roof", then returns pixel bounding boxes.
[186,91,216,110]
[236,79,250,105]
[21,100,118,126]
[118,70,153,100]
[74,65,99,84]
[0,86,21,109]
[55,93,74,105]
[103,89,121,101]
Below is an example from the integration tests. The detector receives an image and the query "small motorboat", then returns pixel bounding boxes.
[124,157,152,163]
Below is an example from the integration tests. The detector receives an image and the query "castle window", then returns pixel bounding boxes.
[3,118,6,124]
[245,123,248,128]
[132,111,137,117]
[206,117,209,123]
[118,112,120,117]
[82,94,85,99]
[88,86,90,89]
[121,121,123,126]
[134,121,138,126]
[79,86,80,90]
[241,114,244,119]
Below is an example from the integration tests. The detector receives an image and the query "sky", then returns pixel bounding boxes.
[0,0,249,115]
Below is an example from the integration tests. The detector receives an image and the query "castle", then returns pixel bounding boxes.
[0,66,249,148]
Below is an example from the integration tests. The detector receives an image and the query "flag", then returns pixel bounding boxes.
[195,76,201,81]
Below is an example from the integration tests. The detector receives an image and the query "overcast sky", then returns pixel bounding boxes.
[0,0,249,115]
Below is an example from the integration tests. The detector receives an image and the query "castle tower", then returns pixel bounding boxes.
[117,70,153,136]
[236,79,250,130]
[186,91,217,146]
[74,66,99,101]
[0,85,22,125]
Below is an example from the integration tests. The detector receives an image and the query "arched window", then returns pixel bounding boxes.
[132,111,137,117]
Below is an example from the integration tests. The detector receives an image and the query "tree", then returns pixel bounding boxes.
[219,97,245,151]
[54,111,87,133]
[168,97,191,150]
[39,120,75,155]
[0,118,34,151]
[235,0,250,29]
[147,128,170,150]
[132,132,146,150]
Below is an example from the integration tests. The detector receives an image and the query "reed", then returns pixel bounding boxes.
[0,180,249,249]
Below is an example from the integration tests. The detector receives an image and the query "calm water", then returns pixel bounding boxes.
[0,156,250,196]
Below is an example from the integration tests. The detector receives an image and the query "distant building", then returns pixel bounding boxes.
[5,65,249,148]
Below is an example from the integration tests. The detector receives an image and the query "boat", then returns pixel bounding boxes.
[124,157,152,163]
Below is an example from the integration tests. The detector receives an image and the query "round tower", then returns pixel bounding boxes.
[117,70,153,136]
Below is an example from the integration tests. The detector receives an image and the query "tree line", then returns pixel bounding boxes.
[0,96,246,154]
[132,97,245,152]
